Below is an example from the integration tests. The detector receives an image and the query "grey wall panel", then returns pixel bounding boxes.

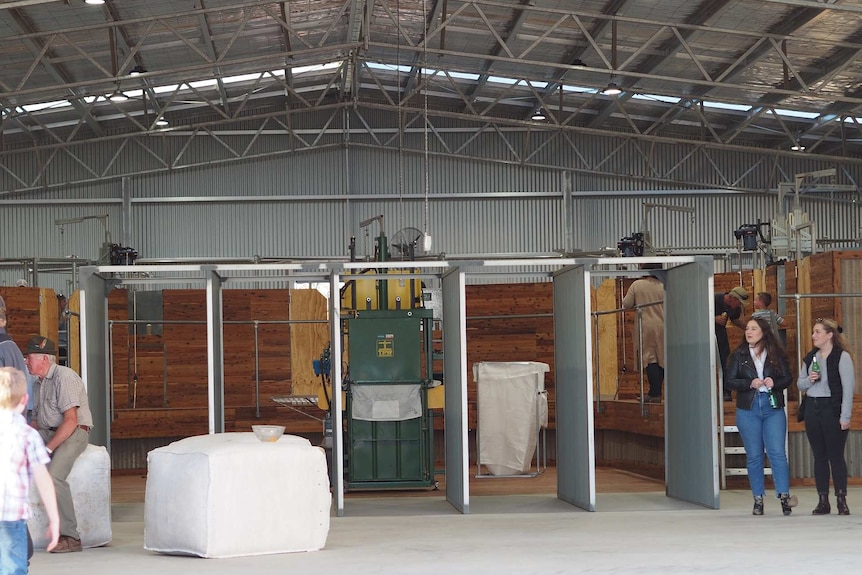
[342,197,564,258]
[665,258,719,508]
[566,136,862,192]
[789,430,862,479]
[572,193,862,255]
[347,147,561,198]
[442,268,469,513]
[7,123,862,197]
[80,268,110,448]
[133,202,349,259]
[553,265,595,510]
[3,143,862,293]
[130,150,346,198]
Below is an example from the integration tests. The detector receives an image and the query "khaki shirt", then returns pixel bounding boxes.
[33,363,94,430]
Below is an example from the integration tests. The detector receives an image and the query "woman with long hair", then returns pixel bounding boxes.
[798,318,855,515]
[725,316,797,515]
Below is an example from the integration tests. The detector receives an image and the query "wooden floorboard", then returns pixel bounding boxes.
[111,465,664,504]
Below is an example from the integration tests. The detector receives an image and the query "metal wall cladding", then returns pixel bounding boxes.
[570,192,861,255]
[134,201,349,260]
[129,148,345,199]
[0,202,122,292]
[110,437,179,471]
[341,196,564,258]
[562,135,862,192]
[789,431,862,479]
[3,138,862,293]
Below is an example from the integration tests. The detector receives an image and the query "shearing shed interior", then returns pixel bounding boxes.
[3,0,862,573]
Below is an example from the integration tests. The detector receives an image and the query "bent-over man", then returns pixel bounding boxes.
[23,336,93,554]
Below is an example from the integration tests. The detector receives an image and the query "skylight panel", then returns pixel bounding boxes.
[20,100,70,112]
[700,100,751,112]
[770,108,820,120]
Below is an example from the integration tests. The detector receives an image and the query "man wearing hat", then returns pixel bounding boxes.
[716,286,748,400]
[23,335,93,553]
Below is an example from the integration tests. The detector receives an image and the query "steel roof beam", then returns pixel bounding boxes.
[522,0,630,124]
[461,0,533,108]
[584,0,732,129]
[720,34,862,142]
[341,0,366,96]
[636,5,826,136]
[402,0,445,98]
[5,8,104,137]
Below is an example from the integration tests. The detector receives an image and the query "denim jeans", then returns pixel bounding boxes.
[735,392,791,497]
[0,519,28,575]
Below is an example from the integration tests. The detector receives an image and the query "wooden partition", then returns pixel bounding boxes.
[0,286,60,355]
[108,288,329,438]
[464,282,555,429]
[785,251,862,394]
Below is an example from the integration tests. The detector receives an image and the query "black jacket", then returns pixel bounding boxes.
[724,347,792,410]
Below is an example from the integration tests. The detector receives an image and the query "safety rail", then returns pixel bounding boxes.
[107,318,327,421]
[591,299,664,414]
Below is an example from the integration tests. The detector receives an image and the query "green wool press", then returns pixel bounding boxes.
[343,308,436,489]
[340,224,437,490]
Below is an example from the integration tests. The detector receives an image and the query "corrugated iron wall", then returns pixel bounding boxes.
[789,431,862,479]
[2,129,860,293]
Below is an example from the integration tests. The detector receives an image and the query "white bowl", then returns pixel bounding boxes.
[252,425,285,442]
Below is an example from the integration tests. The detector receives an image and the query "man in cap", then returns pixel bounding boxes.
[23,336,93,553]
[715,286,748,401]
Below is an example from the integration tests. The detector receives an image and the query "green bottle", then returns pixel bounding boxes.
[812,355,821,374]
[767,388,779,409]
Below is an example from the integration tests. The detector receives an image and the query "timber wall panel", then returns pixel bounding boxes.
[465,282,555,429]
[0,286,59,352]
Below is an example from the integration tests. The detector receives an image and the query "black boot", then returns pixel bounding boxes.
[812,492,831,515]
[753,495,764,516]
[779,493,798,516]
[836,491,850,516]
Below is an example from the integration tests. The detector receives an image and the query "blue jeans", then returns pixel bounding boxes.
[0,520,28,575]
[735,392,791,497]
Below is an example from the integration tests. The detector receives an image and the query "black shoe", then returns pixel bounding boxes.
[837,492,850,516]
[813,493,831,515]
[779,493,797,516]
[644,395,662,404]
[753,495,764,516]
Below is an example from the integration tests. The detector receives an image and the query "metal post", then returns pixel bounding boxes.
[637,307,645,407]
[162,347,168,407]
[592,313,601,410]
[108,321,115,421]
[254,320,261,418]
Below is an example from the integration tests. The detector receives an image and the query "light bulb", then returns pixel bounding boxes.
[603,82,622,96]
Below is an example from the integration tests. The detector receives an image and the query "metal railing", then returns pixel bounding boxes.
[592,300,663,414]
[107,318,327,420]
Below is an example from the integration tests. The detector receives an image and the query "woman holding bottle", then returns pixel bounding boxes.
[725,316,797,515]
[798,318,855,515]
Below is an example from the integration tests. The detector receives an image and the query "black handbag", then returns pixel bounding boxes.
[797,396,806,422]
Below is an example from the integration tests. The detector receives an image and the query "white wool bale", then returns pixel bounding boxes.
[144,432,331,558]
[28,444,112,549]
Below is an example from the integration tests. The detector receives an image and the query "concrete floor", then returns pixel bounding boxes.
[30,487,859,575]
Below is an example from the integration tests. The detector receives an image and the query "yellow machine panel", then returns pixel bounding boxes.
[341,270,422,311]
